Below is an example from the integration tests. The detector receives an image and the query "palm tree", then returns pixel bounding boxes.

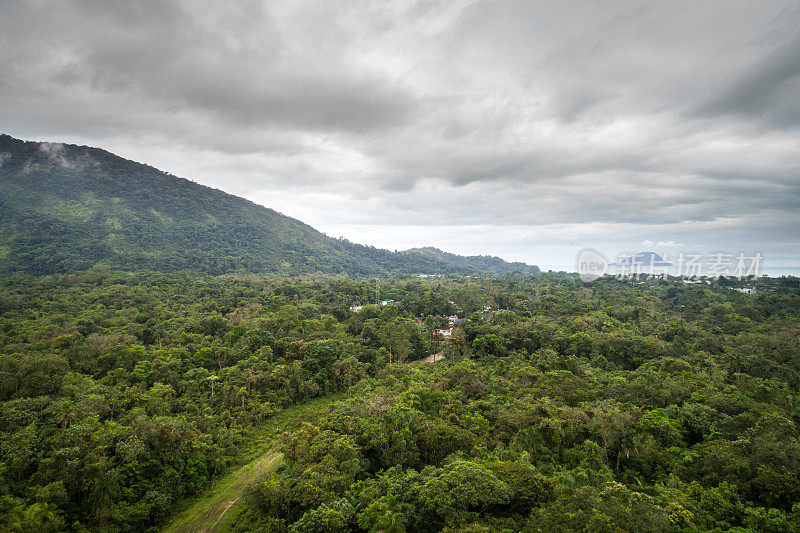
[55,399,76,429]
[5,502,62,533]
[89,468,120,525]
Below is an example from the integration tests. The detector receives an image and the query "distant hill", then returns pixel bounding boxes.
[609,251,673,267]
[0,134,539,277]
[403,247,540,275]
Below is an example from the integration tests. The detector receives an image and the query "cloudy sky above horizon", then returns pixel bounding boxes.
[2,0,799,270]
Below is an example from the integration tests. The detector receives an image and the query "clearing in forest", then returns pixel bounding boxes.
[161,395,340,533]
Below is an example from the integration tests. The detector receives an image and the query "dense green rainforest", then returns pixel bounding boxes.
[1,270,799,532]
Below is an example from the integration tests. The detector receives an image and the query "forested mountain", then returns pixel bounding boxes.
[0,134,538,277]
[403,247,539,275]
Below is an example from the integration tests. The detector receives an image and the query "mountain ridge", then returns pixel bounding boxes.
[0,134,539,277]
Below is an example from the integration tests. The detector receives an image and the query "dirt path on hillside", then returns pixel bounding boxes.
[165,452,282,533]
[418,351,446,363]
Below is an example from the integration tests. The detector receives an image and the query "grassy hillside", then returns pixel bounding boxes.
[0,134,538,277]
[162,395,341,533]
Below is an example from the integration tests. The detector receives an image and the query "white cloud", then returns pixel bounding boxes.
[641,240,685,248]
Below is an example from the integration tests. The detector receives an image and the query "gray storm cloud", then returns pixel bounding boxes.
[1,0,798,269]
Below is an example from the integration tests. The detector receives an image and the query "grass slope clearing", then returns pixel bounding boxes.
[162,395,341,533]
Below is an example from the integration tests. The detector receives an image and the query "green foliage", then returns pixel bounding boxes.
[289,498,355,533]
[1,269,799,531]
[233,273,800,532]
[418,460,512,525]
[356,494,408,533]
[525,481,672,532]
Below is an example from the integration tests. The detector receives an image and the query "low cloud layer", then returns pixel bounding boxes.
[2,0,799,270]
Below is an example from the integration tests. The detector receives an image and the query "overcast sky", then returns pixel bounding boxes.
[2,1,799,271]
